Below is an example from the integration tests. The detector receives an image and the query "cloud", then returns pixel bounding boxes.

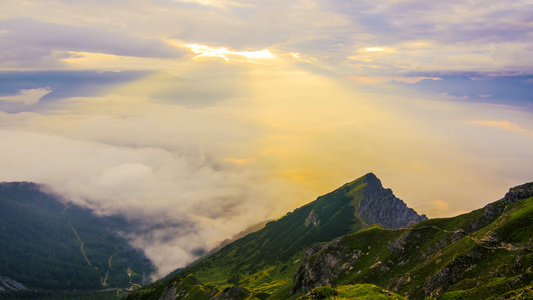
[0,18,186,68]
[469,120,533,136]
[425,200,450,218]
[0,88,51,105]
[2,1,532,75]
[185,44,275,62]
[1,0,533,279]
[377,75,533,110]
[0,71,151,112]
[0,63,532,277]
[0,125,295,277]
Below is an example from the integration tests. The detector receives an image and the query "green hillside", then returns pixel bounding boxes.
[126,173,427,299]
[126,177,533,300]
[0,182,154,299]
[291,183,533,299]
[303,284,406,300]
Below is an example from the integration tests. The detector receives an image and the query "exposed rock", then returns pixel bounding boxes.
[159,285,178,300]
[290,237,359,294]
[504,182,533,204]
[304,211,320,228]
[423,249,484,298]
[358,173,427,229]
[389,232,410,253]
[469,182,533,233]
[0,275,27,291]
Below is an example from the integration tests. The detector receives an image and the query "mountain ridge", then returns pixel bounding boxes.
[290,181,533,299]
[126,173,427,299]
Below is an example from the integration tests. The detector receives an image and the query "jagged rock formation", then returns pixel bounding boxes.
[290,182,533,299]
[357,173,427,228]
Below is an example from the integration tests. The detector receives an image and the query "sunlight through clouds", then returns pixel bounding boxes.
[1,0,532,277]
[185,44,275,62]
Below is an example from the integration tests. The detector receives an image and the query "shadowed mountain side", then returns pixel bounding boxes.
[0,182,154,298]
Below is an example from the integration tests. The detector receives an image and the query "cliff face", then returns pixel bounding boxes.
[358,173,427,228]
[290,182,533,299]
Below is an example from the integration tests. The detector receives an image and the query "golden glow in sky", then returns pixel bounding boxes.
[1,0,532,277]
[185,44,275,62]
[364,47,386,52]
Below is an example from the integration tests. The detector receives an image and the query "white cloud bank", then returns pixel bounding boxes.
[1,0,532,278]
[1,66,532,276]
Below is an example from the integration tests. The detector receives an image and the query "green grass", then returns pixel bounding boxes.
[473,196,533,245]
[129,181,533,300]
[297,284,406,300]
[440,275,533,300]
[174,175,371,294]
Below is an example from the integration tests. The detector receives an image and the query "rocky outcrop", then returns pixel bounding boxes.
[503,182,533,204]
[423,249,485,298]
[469,182,533,233]
[290,237,361,294]
[304,211,320,228]
[0,276,27,291]
[358,173,427,229]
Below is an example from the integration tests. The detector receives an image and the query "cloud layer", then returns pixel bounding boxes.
[1,0,532,277]
[1,0,532,74]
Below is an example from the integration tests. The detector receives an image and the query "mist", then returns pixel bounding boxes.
[1,63,532,277]
[1,0,532,278]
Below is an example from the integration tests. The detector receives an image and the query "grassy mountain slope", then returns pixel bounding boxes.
[126,173,426,299]
[0,182,154,298]
[291,183,533,299]
[303,285,406,300]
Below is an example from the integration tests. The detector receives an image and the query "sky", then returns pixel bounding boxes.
[1,0,532,277]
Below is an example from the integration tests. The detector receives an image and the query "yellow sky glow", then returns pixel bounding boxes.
[185,44,274,62]
[469,120,533,135]
[365,47,385,52]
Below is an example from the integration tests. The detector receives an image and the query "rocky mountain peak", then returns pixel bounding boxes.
[356,173,427,229]
[362,172,381,187]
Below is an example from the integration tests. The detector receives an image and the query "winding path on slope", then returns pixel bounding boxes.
[68,222,138,290]
[68,222,113,286]
[102,254,115,286]
[68,222,92,266]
